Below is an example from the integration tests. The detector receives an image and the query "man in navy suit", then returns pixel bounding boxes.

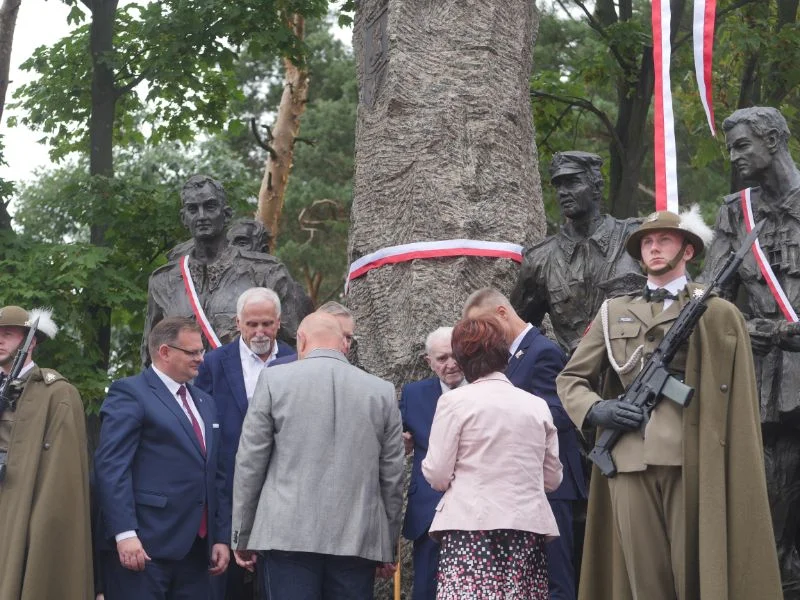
[95,317,230,599]
[400,326,465,600]
[194,287,294,599]
[464,288,587,600]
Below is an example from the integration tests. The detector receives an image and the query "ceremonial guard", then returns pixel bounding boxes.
[557,210,781,600]
[0,306,93,600]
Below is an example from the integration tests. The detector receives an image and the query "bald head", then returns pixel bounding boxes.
[297,312,345,358]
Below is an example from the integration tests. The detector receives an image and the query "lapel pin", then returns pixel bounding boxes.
[514,350,524,359]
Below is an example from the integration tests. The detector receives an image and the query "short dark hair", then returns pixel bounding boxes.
[722,107,790,150]
[148,317,202,359]
[180,174,227,205]
[452,317,509,382]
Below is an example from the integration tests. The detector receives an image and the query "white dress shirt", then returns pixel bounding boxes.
[646,274,688,311]
[239,337,279,402]
[439,378,467,395]
[509,323,534,358]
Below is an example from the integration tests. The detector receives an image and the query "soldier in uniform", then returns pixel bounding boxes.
[557,210,781,600]
[0,306,93,600]
[511,151,643,354]
[702,106,800,591]
[143,175,313,365]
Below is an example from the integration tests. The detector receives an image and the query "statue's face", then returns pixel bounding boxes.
[553,172,597,220]
[181,184,230,240]
[726,123,772,180]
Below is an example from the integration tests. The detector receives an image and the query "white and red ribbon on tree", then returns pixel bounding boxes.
[693,0,717,135]
[652,0,680,214]
[740,188,799,322]
[180,255,222,348]
[346,239,524,292]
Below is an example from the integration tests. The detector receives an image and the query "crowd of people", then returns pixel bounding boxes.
[1,105,796,600]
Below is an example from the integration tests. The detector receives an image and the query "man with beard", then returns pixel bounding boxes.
[400,326,466,600]
[511,151,642,355]
[195,287,295,599]
[702,106,800,590]
[0,305,93,600]
[142,175,312,366]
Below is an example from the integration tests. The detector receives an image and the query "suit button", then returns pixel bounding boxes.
[647,334,656,342]
[720,384,729,392]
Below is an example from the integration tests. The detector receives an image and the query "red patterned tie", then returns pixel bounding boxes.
[177,385,207,538]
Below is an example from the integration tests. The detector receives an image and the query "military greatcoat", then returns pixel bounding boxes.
[0,367,93,600]
[557,283,782,600]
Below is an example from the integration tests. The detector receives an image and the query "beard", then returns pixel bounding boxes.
[248,337,273,356]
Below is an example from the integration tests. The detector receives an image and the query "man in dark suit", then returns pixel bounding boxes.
[194,287,294,599]
[95,317,230,599]
[400,326,465,600]
[464,288,586,600]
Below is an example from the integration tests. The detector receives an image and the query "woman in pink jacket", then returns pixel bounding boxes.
[422,317,563,599]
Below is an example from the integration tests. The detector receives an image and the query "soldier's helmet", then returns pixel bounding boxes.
[0,306,59,340]
[624,207,714,261]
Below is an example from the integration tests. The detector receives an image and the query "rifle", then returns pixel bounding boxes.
[0,317,39,483]
[588,222,764,478]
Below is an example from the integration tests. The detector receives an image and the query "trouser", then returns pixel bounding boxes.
[607,466,684,600]
[261,550,375,600]
[547,499,576,600]
[411,534,440,600]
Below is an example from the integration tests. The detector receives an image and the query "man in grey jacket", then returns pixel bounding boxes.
[231,311,404,599]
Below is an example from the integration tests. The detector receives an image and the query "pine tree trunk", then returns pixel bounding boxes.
[349,0,545,386]
[257,14,309,249]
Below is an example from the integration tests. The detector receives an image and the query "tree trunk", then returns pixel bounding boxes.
[0,0,19,232]
[257,14,309,250]
[87,0,119,371]
[349,0,544,387]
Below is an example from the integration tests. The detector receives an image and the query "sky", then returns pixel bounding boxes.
[0,1,352,193]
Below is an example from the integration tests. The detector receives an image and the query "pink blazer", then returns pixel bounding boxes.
[421,372,562,539]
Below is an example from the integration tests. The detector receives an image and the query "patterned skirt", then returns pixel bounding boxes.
[436,529,548,599]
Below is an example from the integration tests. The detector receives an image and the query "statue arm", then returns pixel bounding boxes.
[510,254,549,327]
[141,280,164,368]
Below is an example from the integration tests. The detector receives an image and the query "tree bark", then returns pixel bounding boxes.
[349,0,544,386]
[0,0,19,124]
[257,14,309,250]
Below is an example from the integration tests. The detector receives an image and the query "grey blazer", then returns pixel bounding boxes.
[231,349,404,562]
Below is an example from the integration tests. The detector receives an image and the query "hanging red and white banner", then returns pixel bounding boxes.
[692,0,716,135]
[652,0,679,213]
[180,255,222,348]
[740,188,798,322]
[346,239,524,292]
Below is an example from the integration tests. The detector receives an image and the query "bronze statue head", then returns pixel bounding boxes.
[179,175,233,241]
[723,107,791,181]
[549,151,604,220]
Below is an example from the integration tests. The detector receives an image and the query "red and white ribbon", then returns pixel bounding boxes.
[346,239,524,292]
[180,256,222,348]
[652,0,679,214]
[693,0,716,135]
[740,188,798,322]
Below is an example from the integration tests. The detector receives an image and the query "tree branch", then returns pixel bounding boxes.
[571,0,630,69]
[673,0,761,51]
[251,118,277,160]
[530,90,626,161]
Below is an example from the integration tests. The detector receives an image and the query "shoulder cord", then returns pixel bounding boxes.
[600,299,643,376]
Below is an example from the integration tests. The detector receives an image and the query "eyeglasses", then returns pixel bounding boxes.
[166,344,205,358]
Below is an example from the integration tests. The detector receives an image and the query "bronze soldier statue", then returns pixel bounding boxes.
[143,175,313,365]
[702,106,800,594]
[511,151,643,354]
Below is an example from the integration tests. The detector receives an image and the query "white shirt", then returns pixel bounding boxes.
[115,366,206,543]
[439,378,467,395]
[239,337,279,402]
[509,323,534,358]
[646,274,688,310]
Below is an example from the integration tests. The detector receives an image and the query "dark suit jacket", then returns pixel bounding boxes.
[506,326,587,501]
[400,377,445,541]
[194,337,294,505]
[94,367,229,560]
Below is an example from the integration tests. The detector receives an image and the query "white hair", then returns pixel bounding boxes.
[236,288,281,319]
[28,307,59,339]
[425,326,454,355]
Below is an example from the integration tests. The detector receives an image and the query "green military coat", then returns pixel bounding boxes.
[0,366,93,600]
[557,284,782,600]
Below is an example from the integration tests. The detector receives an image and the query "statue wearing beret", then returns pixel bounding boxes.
[511,151,643,354]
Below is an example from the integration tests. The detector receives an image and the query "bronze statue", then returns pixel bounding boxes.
[511,151,643,354]
[142,175,313,365]
[702,106,800,594]
[167,218,273,260]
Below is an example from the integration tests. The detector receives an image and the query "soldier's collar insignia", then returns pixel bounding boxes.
[44,372,56,383]
[692,288,705,299]
[618,316,635,322]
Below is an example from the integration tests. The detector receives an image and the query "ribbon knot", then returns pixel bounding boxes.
[643,287,678,303]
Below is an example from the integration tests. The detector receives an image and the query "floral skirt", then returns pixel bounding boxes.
[436,529,548,599]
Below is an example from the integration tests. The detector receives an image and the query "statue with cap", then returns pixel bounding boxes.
[511,150,643,355]
[557,208,781,600]
[0,305,94,599]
